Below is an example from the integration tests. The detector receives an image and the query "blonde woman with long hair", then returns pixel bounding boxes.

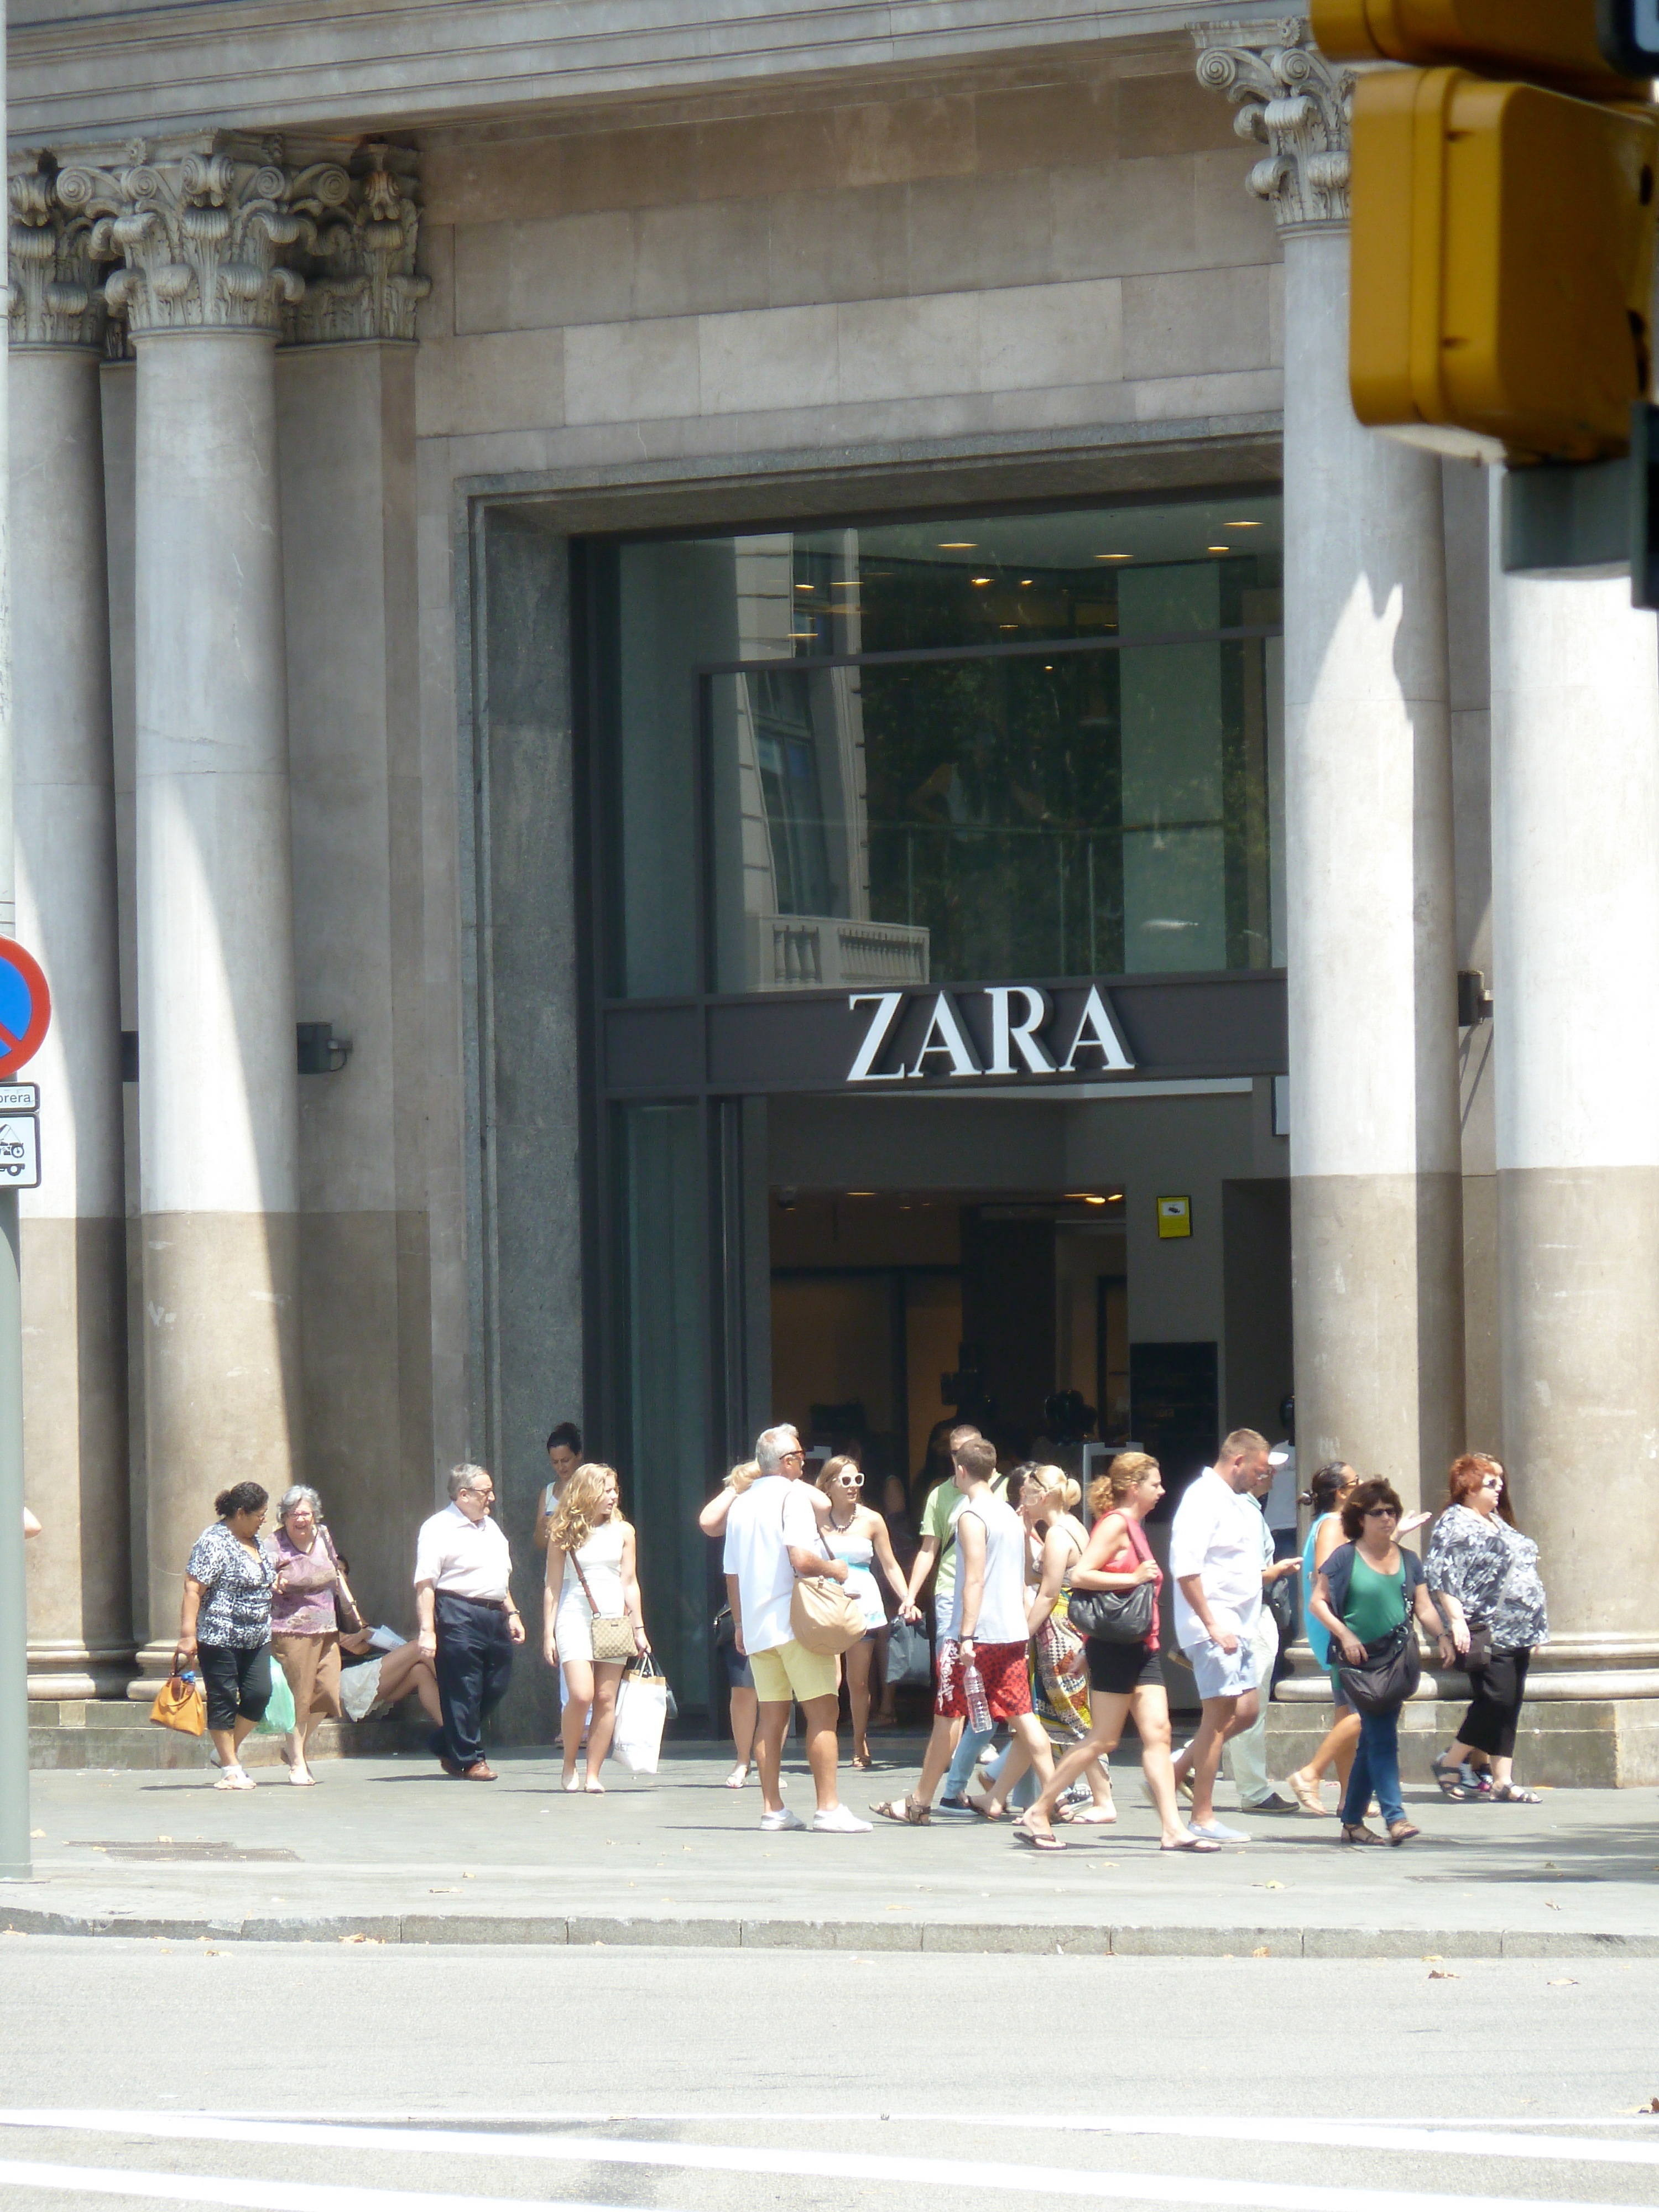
[699,1461,762,1787]
[543,1463,648,1792]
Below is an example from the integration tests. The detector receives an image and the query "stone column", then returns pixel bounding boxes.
[57,139,347,1677]
[1194,24,1465,1510]
[1489,515,1659,1730]
[7,158,132,1695]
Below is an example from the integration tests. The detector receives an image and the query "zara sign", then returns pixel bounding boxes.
[846,984,1134,1084]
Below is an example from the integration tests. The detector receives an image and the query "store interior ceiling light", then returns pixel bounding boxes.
[1095,553,1133,561]
[938,541,978,549]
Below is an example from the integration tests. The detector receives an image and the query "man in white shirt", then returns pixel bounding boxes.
[415,1463,525,1780]
[724,1423,870,1834]
[872,1436,1053,1826]
[1223,1454,1303,1814]
[1167,1427,1271,1843]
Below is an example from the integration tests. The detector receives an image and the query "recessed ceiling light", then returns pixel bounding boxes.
[1095,554,1133,562]
[1208,546,1230,554]
[1226,520,1262,528]
[795,582,814,591]
[846,1190,876,1198]
[1020,577,1034,586]
[938,541,977,549]
[971,577,994,586]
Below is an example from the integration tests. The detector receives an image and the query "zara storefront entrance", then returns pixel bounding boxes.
[571,488,1296,1718]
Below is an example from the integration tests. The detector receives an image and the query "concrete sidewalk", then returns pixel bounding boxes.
[2,1739,1656,1958]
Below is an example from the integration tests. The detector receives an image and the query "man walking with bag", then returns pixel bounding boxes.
[415,1464,525,1780]
[723,1423,871,1833]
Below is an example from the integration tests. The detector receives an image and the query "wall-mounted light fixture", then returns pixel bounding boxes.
[296,1022,352,1074]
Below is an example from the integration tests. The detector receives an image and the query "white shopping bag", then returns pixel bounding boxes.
[612,1655,669,1775]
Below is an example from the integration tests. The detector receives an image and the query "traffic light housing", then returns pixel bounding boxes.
[1348,68,1659,462]
[1315,1,1643,96]
[1311,0,1659,464]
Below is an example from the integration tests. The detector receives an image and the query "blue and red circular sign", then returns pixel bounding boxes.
[0,941,50,1078]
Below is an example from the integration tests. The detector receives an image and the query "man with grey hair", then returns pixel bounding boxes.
[415,1463,524,1780]
[1168,1426,1272,1842]
[724,1422,870,1833]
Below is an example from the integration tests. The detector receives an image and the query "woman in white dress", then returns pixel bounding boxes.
[542,1463,649,1792]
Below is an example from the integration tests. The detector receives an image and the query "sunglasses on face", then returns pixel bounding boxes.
[1363,1506,1400,1520]
[837,1473,864,1488]
[1480,1476,1504,1491]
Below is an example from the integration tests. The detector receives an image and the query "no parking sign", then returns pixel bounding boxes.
[0,942,49,1190]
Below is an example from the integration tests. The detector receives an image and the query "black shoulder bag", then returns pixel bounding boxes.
[1068,1519,1157,1644]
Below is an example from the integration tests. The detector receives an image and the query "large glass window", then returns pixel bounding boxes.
[600,495,1282,996]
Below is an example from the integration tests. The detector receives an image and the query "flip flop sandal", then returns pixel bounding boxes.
[1490,1783,1542,1803]
[969,1798,1007,1820]
[1159,1835,1220,1853]
[1062,1805,1118,1825]
[871,1796,931,1825]
[1013,1824,1066,1852]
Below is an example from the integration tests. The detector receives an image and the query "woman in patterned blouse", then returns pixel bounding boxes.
[176,1481,277,1791]
[1424,1455,1549,1805]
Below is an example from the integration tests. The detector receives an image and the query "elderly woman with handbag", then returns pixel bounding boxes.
[544,1463,649,1793]
[176,1481,278,1791]
[1311,1476,1455,1848]
[1425,1454,1549,1804]
[269,1484,363,1787]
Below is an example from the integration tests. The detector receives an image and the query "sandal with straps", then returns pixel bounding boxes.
[1431,1753,1480,1802]
[1490,1782,1542,1803]
[871,1794,931,1825]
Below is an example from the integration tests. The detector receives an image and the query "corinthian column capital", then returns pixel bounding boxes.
[9,154,108,349]
[1192,17,1353,233]
[288,142,432,345]
[54,133,351,337]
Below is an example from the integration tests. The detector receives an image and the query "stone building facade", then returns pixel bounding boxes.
[11,0,1657,1776]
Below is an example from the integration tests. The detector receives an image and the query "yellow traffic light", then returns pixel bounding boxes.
[1349,67,1659,461]
[1312,0,1642,95]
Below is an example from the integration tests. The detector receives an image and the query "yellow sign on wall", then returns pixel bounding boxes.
[1157,1195,1192,1240]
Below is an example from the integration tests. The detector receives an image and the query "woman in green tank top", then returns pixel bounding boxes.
[1311,1475,1454,1849]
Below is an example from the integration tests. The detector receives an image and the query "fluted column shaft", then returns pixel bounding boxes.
[9,165,132,1694]
[1195,25,1464,1509]
[1490,538,1659,1689]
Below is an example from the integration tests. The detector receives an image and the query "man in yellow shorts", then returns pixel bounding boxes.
[723,1423,872,1834]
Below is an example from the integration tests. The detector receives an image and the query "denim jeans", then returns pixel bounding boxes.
[943,1720,995,1798]
[1341,1705,1405,1828]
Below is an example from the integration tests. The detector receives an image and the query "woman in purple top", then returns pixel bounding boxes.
[270,1485,358,1786]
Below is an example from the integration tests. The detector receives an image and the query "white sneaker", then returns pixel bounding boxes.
[812,1804,873,1833]
[760,1807,806,1832]
[1187,1818,1248,1843]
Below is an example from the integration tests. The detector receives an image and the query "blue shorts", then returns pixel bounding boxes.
[1185,1634,1260,1703]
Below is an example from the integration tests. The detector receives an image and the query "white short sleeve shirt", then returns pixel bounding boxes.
[413,1503,513,1601]
[723,1475,820,1654]
[1168,1468,1264,1650]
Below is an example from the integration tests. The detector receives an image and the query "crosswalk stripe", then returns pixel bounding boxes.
[0,2112,1648,2211]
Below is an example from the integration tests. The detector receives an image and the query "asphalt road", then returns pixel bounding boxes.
[2,1936,1657,2212]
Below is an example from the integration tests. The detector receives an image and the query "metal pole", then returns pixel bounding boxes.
[0,0,30,1884]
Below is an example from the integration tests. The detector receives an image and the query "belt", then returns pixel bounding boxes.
[435,1590,509,1610]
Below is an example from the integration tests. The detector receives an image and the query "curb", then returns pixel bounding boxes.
[2,1905,1656,1958]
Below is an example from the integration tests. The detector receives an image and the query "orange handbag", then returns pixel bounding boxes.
[149,1671,207,1736]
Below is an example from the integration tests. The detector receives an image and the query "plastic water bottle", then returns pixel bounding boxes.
[962,1654,992,1735]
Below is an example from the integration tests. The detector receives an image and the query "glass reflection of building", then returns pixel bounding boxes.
[604,494,1284,1004]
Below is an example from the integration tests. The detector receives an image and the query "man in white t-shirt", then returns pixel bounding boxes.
[723,1423,871,1835]
[1167,1427,1271,1843]
[872,1437,1054,1825]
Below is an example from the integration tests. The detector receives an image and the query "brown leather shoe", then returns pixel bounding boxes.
[438,1755,465,1778]
[462,1761,497,1781]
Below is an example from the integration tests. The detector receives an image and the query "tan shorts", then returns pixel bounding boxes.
[749,1637,838,1705]
[272,1631,342,1723]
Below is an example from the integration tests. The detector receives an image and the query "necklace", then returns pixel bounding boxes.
[830,1504,858,1533]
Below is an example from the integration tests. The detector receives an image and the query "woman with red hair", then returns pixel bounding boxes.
[1424,1455,1548,1803]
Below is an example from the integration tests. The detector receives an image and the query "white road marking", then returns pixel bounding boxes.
[0,2112,1651,2211]
[0,2163,621,2212]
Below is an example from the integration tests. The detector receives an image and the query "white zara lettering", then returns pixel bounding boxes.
[986,986,1056,1076]
[907,992,980,1078]
[1059,984,1134,1073]
[846,992,906,1082]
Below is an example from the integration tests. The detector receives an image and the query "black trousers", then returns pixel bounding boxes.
[199,1642,272,1733]
[432,1592,513,1768]
[1459,1646,1531,1759]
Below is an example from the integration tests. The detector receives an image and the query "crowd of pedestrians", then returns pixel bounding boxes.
[168,1405,1552,1847]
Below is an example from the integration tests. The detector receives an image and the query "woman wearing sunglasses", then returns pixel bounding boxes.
[1310,1476,1454,1846]
[1424,1455,1548,1804]
[817,1456,912,1770]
